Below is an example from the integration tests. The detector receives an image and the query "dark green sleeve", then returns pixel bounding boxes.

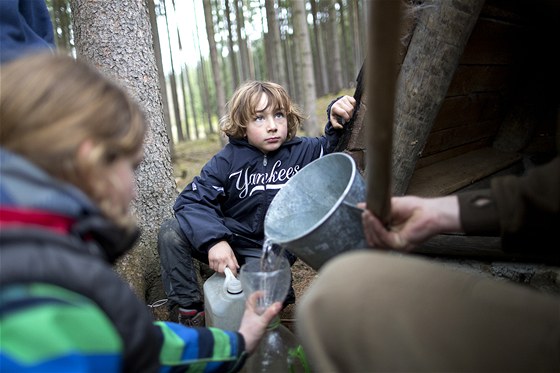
[459,156,560,254]
[458,188,501,236]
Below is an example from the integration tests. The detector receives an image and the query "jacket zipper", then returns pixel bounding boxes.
[263,154,268,167]
[232,233,263,247]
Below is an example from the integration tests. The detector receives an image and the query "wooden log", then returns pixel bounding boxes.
[392,0,485,196]
[414,233,560,265]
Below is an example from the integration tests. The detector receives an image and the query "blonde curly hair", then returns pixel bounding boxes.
[0,52,147,229]
[220,80,306,141]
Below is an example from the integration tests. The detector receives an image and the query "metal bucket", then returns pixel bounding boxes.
[264,152,367,271]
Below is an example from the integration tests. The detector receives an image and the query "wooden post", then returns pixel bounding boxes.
[365,0,402,224]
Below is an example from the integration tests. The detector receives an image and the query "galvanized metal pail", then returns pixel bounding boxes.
[264,152,367,271]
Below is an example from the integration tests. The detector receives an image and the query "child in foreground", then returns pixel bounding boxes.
[0,52,280,372]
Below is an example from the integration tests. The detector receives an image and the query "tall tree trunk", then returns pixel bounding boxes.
[198,61,214,136]
[179,67,191,140]
[69,0,177,312]
[172,0,191,142]
[212,0,232,96]
[203,0,228,146]
[162,0,184,143]
[351,0,363,77]
[360,0,369,51]
[185,65,200,139]
[193,9,214,136]
[338,0,353,86]
[310,0,327,96]
[392,0,485,195]
[169,72,184,142]
[220,52,233,98]
[263,2,275,82]
[293,0,319,136]
[288,29,302,104]
[327,0,343,93]
[244,4,256,80]
[284,34,296,100]
[225,0,240,88]
[265,0,288,87]
[148,0,173,154]
[234,0,251,81]
[251,41,262,78]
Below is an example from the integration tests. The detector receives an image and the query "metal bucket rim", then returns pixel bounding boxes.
[266,152,359,245]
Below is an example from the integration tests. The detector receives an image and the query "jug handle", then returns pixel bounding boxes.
[223,266,236,292]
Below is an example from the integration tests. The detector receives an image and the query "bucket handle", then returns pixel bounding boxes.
[342,200,365,213]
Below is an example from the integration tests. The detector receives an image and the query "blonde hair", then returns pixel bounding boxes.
[0,52,147,229]
[220,80,305,140]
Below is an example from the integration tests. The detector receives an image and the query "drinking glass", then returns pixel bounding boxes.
[239,255,290,314]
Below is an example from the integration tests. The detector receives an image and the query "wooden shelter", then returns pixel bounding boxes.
[343,0,559,285]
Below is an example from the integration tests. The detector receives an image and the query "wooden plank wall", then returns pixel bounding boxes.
[406,0,559,197]
[418,1,523,168]
[345,0,558,197]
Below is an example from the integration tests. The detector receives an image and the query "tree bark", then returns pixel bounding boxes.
[327,0,343,94]
[351,0,363,77]
[185,63,200,140]
[179,67,191,140]
[162,0,184,143]
[284,33,297,100]
[392,0,485,195]
[193,10,215,136]
[337,0,353,86]
[225,0,240,88]
[147,0,173,154]
[234,0,251,81]
[310,0,327,96]
[263,2,275,81]
[293,0,319,136]
[203,0,227,146]
[69,0,177,312]
[265,0,288,87]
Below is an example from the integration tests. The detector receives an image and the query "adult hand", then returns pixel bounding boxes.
[208,241,240,275]
[238,291,282,354]
[330,95,356,129]
[359,195,462,251]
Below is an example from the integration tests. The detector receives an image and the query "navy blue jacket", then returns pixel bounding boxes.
[0,0,55,63]
[174,117,344,255]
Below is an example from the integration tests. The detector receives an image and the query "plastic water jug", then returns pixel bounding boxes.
[241,317,310,373]
[203,267,245,330]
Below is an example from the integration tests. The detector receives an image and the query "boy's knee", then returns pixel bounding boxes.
[157,218,182,253]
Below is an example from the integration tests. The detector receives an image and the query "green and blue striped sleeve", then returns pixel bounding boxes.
[0,283,123,372]
[155,321,247,373]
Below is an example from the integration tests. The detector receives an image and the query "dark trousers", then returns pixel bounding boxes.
[157,217,296,311]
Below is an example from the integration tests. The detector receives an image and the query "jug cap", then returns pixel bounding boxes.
[224,267,243,294]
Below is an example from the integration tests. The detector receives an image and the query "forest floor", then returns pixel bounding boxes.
[170,90,352,326]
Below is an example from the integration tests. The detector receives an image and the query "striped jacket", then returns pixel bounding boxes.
[0,148,247,372]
